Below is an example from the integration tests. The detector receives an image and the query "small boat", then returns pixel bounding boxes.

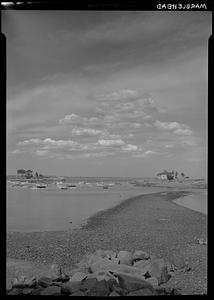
[36,183,47,189]
[103,185,109,189]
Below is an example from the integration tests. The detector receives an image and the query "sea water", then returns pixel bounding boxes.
[7,183,162,232]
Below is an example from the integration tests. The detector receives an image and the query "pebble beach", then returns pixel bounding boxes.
[7,189,207,294]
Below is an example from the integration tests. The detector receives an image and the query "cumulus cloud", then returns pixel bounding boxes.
[132,150,157,158]
[71,127,105,136]
[97,139,125,146]
[154,120,192,135]
[97,89,139,101]
[14,136,140,158]
[122,144,138,151]
[173,128,193,135]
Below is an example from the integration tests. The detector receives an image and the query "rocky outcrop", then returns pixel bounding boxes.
[6,248,181,296]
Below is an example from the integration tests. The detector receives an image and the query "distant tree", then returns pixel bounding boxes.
[175,171,178,178]
[181,172,185,178]
[25,170,33,179]
[39,174,43,178]
[167,172,174,181]
[17,169,26,175]
[35,172,39,178]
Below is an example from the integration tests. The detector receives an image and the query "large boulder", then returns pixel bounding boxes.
[133,250,150,261]
[117,251,133,266]
[11,275,37,288]
[69,271,88,282]
[133,259,151,275]
[128,288,157,296]
[86,270,117,284]
[40,286,61,296]
[38,277,52,288]
[145,276,159,288]
[61,281,81,295]
[147,259,170,284]
[85,279,111,296]
[89,257,147,276]
[116,272,154,292]
[95,249,117,260]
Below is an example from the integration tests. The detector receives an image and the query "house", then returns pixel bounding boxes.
[157,171,168,180]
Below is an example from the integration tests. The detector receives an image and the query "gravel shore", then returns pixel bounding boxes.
[7,190,207,294]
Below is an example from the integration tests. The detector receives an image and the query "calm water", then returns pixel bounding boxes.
[173,190,207,215]
[7,184,162,232]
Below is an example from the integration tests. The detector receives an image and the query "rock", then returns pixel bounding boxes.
[22,288,33,295]
[86,270,117,285]
[128,288,156,296]
[70,290,85,296]
[90,257,146,276]
[69,271,88,282]
[49,263,62,280]
[24,276,37,287]
[164,286,175,295]
[85,279,111,296]
[117,250,133,266]
[154,286,166,295]
[109,291,120,296]
[7,288,23,295]
[11,275,37,289]
[111,283,127,296]
[110,257,120,264]
[146,276,159,288]
[116,272,154,292]
[38,276,53,287]
[197,238,207,245]
[95,249,117,260]
[147,259,170,284]
[40,286,61,295]
[133,259,151,270]
[173,254,186,269]
[61,281,81,295]
[80,277,97,292]
[31,287,45,295]
[104,250,117,260]
[11,276,27,288]
[133,250,150,261]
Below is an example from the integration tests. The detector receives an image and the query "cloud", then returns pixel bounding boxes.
[132,150,157,158]
[71,127,105,136]
[36,150,49,156]
[122,144,138,151]
[97,139,125,146]
[173,128,193,135]
[97,89,139,101]
[154,120,192,135]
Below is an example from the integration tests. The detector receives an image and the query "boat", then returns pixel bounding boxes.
[56,182,68,189]
[36,183,47,188]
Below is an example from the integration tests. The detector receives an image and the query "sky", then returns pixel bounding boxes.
[3,10,211,177]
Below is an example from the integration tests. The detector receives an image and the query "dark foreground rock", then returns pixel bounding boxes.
[6,248,182,296]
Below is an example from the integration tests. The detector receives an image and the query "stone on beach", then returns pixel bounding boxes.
[117,250,133,266]
[69,271,88,282]
[116,272,154,292]
[7,248,178,296]
[133,250,150,261]
[147,258,170,284]
[40,285,61,295]
[90,257,147,276]
[127,287,157,296]
[61,281,81,295]
[38,276,52,287]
